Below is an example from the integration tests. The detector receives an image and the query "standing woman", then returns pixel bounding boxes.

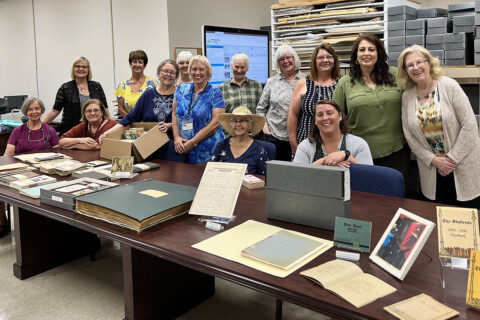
[257,44,305,160]
[398,45,480,207]
[288,43,340,155]
[176,51,193,86]
[333,33,409,182]
[43,57,108,136]
[172,55,225,164]
[114,50,157,117]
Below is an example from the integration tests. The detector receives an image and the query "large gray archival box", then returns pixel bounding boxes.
[265,160,350,231]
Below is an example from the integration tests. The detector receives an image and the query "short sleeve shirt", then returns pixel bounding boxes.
[114,76,157,112]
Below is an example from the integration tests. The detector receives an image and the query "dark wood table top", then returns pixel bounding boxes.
[0,150,476,320]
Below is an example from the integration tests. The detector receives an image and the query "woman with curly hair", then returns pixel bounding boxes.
[333,33,409,185]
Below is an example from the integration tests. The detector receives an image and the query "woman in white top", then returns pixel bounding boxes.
[294,100,373,166]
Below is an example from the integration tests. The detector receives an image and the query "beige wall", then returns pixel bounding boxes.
[420,0,472,8]
[167,0,275,59]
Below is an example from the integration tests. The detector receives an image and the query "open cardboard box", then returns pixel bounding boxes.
[100,122,169,162]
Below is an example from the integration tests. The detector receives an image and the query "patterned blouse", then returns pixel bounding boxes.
[297,78,339,143]
[416,86,445,155]
[114,76,157,112]
[256,71,306,141]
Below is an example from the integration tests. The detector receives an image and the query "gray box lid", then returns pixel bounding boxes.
[417,8,447,18]
[388,5,417,16]
[453,15,475,25]
[388,51,402,60]
[405,35,425,45]
[445,32,467,43]
[427,17,450,27]
[389,36,405,45]
[387,21,405,31]
[426,34,445,44]
[448,2,475,12]
[406,19,426,30]
[445,50,466,59]
[430,50,445,59]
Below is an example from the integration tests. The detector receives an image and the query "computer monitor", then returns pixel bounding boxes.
[202,25,269,87]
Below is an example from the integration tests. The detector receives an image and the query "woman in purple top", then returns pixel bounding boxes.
[4,98,59,156]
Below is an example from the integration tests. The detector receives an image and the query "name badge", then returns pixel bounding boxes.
[182,119,194,131]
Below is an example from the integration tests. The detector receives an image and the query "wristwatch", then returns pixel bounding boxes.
[344,150,351,161]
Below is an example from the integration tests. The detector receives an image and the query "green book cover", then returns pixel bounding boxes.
[76,179,197,222]
[241,230,326,270]
[334,217,372,253]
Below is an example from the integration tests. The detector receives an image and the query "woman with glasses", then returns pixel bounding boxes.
[398,45,480,207]
[288,44,341,156]
[176,51,193,86]
[43,56,108,136]
[257,44,305,161]
[101,60,178,139]
[5,98,59,155]
[333,33,409,186]
[58,99,116,150]
[212,106,269,175]
[114,50,157,117]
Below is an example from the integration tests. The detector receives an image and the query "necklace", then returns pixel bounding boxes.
[27,122,45,142]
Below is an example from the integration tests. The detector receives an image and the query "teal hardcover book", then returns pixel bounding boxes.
[19,181,65,199]
[334,217,372,253]
[241,230,326,269]
[75,179,197,232]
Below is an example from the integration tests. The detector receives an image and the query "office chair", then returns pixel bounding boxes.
[256,140,276,160]
[349,163,405,198]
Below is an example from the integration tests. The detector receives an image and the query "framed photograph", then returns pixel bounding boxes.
[174,47,202,59]
[370,208,435,281]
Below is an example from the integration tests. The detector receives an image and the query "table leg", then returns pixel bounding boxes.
[13,206,100,280]
[122,244,215,320]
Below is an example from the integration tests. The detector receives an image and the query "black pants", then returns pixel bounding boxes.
[264,134,292,161]
[373,144,411,196]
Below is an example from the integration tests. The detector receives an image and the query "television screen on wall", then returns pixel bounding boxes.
[202,25,269,87]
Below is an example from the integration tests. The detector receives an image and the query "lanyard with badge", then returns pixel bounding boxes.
[182,86,201,132]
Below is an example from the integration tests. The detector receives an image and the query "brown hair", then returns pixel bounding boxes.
[128,50,148,65]
[309,44,340,81]
[308,100,350,143]
[80,99,110,122]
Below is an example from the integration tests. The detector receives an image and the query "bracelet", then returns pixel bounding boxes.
[192,137,198,147]
[343,150,351,161]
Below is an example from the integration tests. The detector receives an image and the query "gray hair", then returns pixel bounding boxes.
[156,59,180,79]
[20,97,45,116]
[231,52,250,68]
[273,44,301,72]
[176,51,193,64]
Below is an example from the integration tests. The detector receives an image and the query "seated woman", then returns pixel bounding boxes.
[294,100,373,167]
[101,59,178,139]
[212,106,269,175]
[4,98,59,156]
[58,99,116,150]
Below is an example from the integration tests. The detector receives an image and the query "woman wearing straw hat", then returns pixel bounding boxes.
[213,106,269,174]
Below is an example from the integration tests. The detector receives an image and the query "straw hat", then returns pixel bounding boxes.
[218,106,265,136]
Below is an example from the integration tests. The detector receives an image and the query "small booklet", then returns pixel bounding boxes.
[384,293,459,320]
[242,174,265,189]
[241,230,326,270]
[466,250,480,310]
[300,259,397,308]
[10,175,57,190]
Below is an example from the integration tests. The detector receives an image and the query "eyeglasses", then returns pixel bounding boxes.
[278,56,294,63]
[160,69,176,76]
[405,60,428,70]
[85,109,101,114]
[230,119,249,124]
[316,55,334,61]
[74,65,89,69]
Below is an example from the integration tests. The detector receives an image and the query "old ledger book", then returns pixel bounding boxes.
[76,179,196,232]
[384,293,459,320]
[437,206,479,258]
[466,250,480,310]
[300,259,396,308]
[241,230,326,269]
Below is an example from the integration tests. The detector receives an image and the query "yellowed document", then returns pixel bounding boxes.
[437,206,480,258]
[384,293,459,320]
[189,162,247,218]
[301,260,396,308]
[192,220,332,278]
[466,250,480,310]
[0,163,29,171]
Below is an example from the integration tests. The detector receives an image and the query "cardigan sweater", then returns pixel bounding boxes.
[402,76,480,201]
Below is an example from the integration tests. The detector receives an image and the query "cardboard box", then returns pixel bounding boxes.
[426,34,445,50]
[388,51,402,60]
[388,5,416,16]
[40,178,118,211]
[427,17,453,35]
[445,32,473,50]
[448,2,475,18]
[445,49,474,65]
[475,39,480,51]
[388,36,406,52]
[430,50,445,60]
[453,15,475,33]
[417,8,447,18]
[406,19,426,36]
[265,161,350,231]
[406,35,425,46]
[100,122,169,162]
[387,21,406,37]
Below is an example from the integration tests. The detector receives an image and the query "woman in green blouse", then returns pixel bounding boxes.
[333,33,409,189]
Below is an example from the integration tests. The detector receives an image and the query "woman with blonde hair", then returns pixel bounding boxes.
[176,50,194,86]
[398,45,480,207]
[43,56,108,135]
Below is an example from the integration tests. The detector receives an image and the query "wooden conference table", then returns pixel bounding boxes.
[0,149,475,320]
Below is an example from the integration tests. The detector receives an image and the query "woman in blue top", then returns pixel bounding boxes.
[172,55,225,164]
[101,59,178,140]
[213,106,269,175]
